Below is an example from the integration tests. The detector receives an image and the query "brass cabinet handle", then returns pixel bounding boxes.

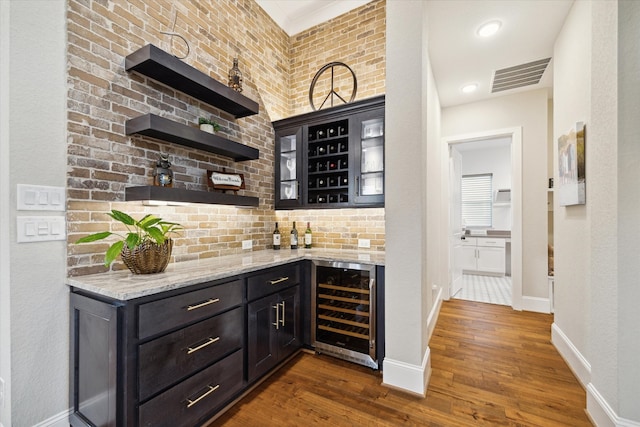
[269,277,289,285]
[186,384,220,408]
[272,304,280,329]
[186,336,220,355]
[186,298,220,311]
[279,301,285,326]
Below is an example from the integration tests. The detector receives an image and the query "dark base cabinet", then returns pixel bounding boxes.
[69,260,378,426]
[70,277,246,427]
[246,264,302,383]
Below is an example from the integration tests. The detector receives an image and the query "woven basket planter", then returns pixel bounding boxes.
[121,239,173,274]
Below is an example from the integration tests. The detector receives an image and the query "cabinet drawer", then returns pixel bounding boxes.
[139,349,243,427]
[139,279,242,339]
[139,307,243,401]
[461,237,477,246]
[247,264,300,301]
[476,238,506,248]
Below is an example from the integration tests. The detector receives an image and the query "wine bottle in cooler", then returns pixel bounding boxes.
[304,222,312,249]
[273,222,281,250]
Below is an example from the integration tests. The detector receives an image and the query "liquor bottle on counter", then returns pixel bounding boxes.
[305,222,312,249]
[290,222,298,249]
[273,222,281,250]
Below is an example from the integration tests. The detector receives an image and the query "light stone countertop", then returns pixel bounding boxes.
[66,248,385,301]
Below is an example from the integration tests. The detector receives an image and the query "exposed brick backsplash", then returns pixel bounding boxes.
[66,0,386,276]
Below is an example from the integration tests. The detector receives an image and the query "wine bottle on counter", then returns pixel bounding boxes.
[305,222,312,249]
[290,221,298,249]
[273,222,281,250]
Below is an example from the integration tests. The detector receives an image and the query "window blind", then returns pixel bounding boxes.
[461,173,492,227]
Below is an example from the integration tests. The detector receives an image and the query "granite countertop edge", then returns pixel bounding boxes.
[66,248,385,301]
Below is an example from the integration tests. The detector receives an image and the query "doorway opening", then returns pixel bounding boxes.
[443,127,523,310]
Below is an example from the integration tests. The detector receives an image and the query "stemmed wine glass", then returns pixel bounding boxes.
[286,158,296,180]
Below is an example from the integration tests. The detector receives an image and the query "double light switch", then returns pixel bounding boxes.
[16,184,66,243]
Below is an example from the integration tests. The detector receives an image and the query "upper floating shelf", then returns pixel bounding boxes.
[126,114,259,161]
[125,44,259,119]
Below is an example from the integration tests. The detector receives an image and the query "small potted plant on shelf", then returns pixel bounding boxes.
[75,210,183,274]
[198,117,221,134]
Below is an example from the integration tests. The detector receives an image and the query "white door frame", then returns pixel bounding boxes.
[441,127,523,310]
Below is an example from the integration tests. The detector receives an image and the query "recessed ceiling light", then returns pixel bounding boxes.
[461,84,478,94]
[477,20,502,38]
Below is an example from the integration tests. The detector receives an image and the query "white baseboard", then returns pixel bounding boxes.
[427,287,443,340]
[521,295,551,313]
[551,322,591,386]
[382,348,431,396]
[586,383,640,427]
[33,408,71,427]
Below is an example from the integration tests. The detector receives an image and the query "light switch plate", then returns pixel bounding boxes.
[17,216,66,243]
[242,240,253,250]
[17,184,66,211]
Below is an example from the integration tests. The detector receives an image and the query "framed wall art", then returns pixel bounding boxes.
[557,122,586,206]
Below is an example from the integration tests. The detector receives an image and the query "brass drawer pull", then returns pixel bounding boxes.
[187,336,220,355]
[186,384,220,408]
[269,277,289,285]
[186,298,220,311]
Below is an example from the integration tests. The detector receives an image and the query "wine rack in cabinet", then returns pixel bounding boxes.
[307,119,350,205]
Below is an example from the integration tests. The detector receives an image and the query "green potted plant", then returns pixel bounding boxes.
[198,117,221,134]
[75,210,182,274]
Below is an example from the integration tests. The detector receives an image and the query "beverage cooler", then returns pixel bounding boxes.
[311,260,379,369]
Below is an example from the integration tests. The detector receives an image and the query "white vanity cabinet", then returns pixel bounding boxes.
[460,237,506,275]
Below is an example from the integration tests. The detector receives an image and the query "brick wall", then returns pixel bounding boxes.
[67,0,386,277]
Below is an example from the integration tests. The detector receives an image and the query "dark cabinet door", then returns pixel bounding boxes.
[352,108,385,206]
[247,295,278,382]
[275,126,304,209]
[277,285,301,362]
[247,285,302,383]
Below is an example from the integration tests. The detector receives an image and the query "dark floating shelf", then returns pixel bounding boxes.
[126,114,259,161]
[125,186,259,207]
[125,44,259,119]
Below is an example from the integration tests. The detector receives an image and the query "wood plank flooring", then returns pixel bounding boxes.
[211,299,592,426]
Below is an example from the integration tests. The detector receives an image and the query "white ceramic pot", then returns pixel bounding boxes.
[200,123,214,133]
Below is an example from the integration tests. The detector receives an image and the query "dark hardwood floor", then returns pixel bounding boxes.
[212,299,592,426]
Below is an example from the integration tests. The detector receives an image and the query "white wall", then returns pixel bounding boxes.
[553,0,640,424]
[617,1,640,421]
[442,90,549,299]
[460,145,512,230]
[383,0,443,395]
[3,1,69,425]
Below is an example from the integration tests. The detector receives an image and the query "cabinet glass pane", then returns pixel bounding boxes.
[360,172,384,196]
[280,181,298,200]
[361,138,384,173]
[278,133,299,202]
[280,151,297,181]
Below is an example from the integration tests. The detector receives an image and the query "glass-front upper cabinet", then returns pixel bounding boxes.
[354,111,384,205]
[275,127,303,208]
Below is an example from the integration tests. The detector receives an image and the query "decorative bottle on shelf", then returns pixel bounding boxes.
[305,222,312,249]
[273,222,281,250]
[228,57,243,92]
[290,221,298,249]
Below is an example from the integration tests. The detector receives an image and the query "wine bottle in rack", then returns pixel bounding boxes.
[290,221,298,249]
[273,222,281,250]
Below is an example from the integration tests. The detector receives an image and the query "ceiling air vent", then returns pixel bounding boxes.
[491,58,551,93]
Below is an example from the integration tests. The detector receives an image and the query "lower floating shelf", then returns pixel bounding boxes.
[125,186,259,207]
